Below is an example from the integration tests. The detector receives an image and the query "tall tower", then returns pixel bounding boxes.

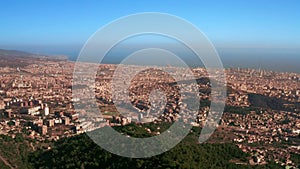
[138,113,143,122]
[44,104,50,116]
[17,67,23,88]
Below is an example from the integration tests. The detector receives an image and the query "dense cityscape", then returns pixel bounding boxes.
[0,51,299,168]
[1,0,300,168]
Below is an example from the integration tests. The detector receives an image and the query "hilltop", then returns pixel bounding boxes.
[0,48,68,67]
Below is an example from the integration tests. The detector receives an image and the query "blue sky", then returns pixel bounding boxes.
[1,0,299,47]
[0,0,300,72]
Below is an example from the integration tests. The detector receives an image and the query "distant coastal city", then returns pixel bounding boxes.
[1,1,300,168]
[0,49,299,168]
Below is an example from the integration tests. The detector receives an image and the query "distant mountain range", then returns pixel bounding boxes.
[0,49,37,57]
[0,48,68,60]
[0,48,69,67]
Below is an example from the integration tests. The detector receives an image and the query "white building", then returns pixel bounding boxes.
[27,106,41,115]
[0,100,5,110]
[44,104,49,116]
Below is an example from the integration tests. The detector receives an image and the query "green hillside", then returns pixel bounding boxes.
[28,123,283,169]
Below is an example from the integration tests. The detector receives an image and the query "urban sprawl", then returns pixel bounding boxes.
[0,58,299,167]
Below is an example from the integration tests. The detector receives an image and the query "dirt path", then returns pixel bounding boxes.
[0,154,14,169]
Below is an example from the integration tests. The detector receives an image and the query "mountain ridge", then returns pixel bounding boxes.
[0,48,69,60]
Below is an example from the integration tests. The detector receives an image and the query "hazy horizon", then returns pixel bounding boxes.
[0,0,299,73]
[1,45,299,73]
